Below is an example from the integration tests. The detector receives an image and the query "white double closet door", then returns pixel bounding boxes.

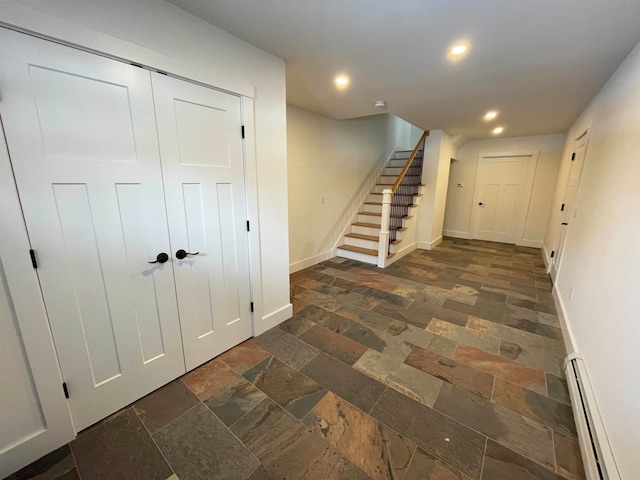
[0,29,252,431]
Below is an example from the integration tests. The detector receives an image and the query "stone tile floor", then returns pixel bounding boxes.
[6,238,586,480]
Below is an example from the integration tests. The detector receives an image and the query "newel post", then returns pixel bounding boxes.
[378,188,392,268]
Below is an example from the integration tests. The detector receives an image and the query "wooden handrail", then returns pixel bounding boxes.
[391,130,429,193]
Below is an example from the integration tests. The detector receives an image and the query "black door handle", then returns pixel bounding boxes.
[478,202,484,206]
[148,252,169,264]
[176,249,200,260]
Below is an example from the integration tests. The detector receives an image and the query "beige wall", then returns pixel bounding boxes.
[287,107,414,271]
[544,38,640,478]
[443,134,564,246]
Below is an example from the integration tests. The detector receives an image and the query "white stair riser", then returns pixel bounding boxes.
[379,175,397,183]
[358,213,381,225]
[368,193,383,202]
[336,248,378,265]
[384,167,403,175]
[344,236,379,250]
[372,185,393,194]
[363,203,382,214]
[393,153,423,161]
[352,224,381,236]
[389,159,408,168]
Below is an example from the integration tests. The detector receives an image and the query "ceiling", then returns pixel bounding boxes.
[166,0,640,140]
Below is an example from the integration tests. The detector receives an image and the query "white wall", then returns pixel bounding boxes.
[444,134,564,246]
[287,107,414,271]
[416,130,456,249]
[544,38,640,478]
[0,0,290,330]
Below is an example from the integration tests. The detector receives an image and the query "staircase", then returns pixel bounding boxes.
[336,134,427,266]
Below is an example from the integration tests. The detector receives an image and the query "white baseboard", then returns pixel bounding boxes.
[517,239,543,248]
[255,303,293,336]
[541,243,551,268]
[417,236,443,250]
[384,242,417,267]
[442,230,472,239]
[552,285,577,355]
[289,250,334,274]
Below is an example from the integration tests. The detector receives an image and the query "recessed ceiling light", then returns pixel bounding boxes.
[450,44,468,56]
[484,111,498,120]
[335,75,350,87]
[492,126,504,135]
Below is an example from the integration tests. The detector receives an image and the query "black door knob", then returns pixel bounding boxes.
[478,202,484,206]
[148,252,169,264]
[176,249,200,260]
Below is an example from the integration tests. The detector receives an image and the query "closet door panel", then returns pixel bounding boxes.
[152,73,252,370]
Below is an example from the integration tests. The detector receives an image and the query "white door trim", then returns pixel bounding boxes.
[0,122,75,478]
[470,150,540,244]
[549,130,590,280]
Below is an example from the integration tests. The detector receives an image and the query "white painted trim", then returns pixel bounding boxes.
[417,236,443,250]
[541,242,551,268]
[552,284,578,355]
[548,131,591,279]
[289,250,334,274]
[516,239,543,248]
[383,242,418,267]
[0,2,254,97]
[336,248,378,265]
[255,303,293,336]
[442,229,473,239]
[240,98,266,337]
[0,115,75,477]
[332,145,404,251]
[477,150,542,159]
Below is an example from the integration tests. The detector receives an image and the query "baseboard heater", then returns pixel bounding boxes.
[564,354,621,480]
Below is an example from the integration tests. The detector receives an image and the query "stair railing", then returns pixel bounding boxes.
[377,131,429,268]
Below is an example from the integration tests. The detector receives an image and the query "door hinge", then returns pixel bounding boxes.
[29,249,38,269]
[246,220,250,232]
[250,302,254,313]
[550,251,555,258]
[130,62,144,69]
[62,382,69,399]
[241,125,245,139]
[571,152,576,161]
[560,203,565,211]
[561,222,568,226]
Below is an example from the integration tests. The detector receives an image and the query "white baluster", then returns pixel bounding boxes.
[378,188,392,268]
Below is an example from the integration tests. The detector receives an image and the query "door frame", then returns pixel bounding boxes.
[548,130,590,280]
[470,150,540,245]
[0,121,75,477]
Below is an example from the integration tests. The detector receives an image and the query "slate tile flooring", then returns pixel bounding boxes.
[6,239,586,480]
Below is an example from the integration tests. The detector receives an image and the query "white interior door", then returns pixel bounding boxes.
[472,154,538,244]
[0,28,185,431]
[550,135,588,280]
[152,73,253,371]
